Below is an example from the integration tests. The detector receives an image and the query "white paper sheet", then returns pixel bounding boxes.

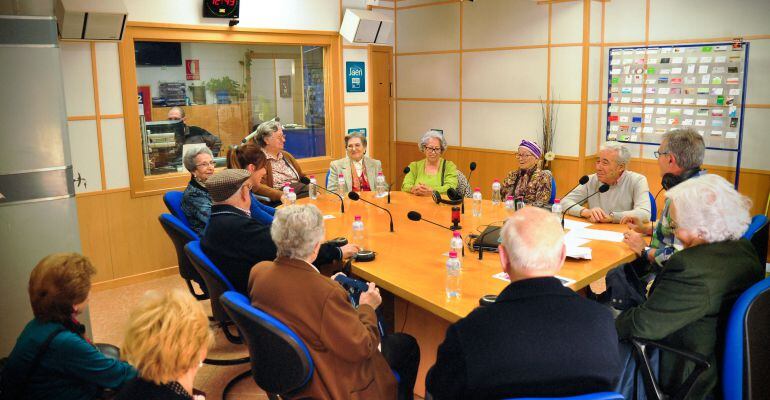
[571,228,624,243]
[323,215,336,220]
[563,219,592,231]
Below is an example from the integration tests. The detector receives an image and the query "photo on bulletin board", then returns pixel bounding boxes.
[279,75,291,98]
[346,61,365,93]
[605,41,749,153]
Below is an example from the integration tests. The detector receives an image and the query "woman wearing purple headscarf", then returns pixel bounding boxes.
[501,140,553,208]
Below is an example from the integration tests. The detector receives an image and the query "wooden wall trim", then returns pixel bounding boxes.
[126,21,339,36]
[396,0,460,11]
[92,266,180,292]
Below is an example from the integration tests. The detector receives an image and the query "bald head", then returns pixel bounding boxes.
[499,207,566,279]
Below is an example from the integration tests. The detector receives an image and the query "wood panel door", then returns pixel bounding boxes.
[369,46,393,181]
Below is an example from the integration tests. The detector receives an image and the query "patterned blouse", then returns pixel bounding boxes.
[501,166,553,208]
[264,150,299,189]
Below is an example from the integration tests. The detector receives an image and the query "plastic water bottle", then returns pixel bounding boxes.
[375,172,387,198]
[352,215,366,250]
[308,175,318,200]
[337,174,347,196]
[282,182,291,196]
[491,179,502,205]
[445,251,461,300]
[552,198,562,215]
[286,187,297,205]
[472,188,483,217]
[450,231,463,258]
[504,195,515,211]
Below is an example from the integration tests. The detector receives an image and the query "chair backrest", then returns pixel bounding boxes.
[163,191,191,227]
[184,240,235,323]
[648,191,657,223]
[220,291,314,396]
[456,169,472,198]
[549,173,557,204]
[158,214,208,299]
[742,215,769,264]
[508,392,624,400]
[723,277,770,400]
[325,169,332,188]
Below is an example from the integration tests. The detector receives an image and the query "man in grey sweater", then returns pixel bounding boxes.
[562,141,651,224]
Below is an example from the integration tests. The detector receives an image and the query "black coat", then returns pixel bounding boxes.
[201,204,341,294]
[426,277,622,400]
[115,379,194,400]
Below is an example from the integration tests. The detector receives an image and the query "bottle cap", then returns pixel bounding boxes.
[309,175,315,179]
[453,231,461,238]
[493,179,500,183]
[474,187,481,192]
[377,171,383,176]
[354,215,362,221]
[506,195,513,200]
[339,174,344,178]
[289,188,295,192]
[554,198,560,203]
[283,182,290,187]
[449,251,458,258]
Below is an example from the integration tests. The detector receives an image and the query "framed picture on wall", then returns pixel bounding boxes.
[279,75,291,98]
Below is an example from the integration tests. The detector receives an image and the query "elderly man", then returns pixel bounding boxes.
[597,129,708,308]
[562,141,651,224]
[249,205,420,400]
[426,207,621,399]
[200,169,357,293]
[168,106,222,156]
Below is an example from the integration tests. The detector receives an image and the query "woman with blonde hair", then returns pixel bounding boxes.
[116,290,214,400]
[1,253,136,400]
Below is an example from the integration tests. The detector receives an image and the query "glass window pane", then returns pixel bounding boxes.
[134,41,327,176]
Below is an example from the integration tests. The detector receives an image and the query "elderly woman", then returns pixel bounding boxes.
[251,120,305,203]
[615,174,764,400]
[501,140,553,208]
[402,130,458,196]
[1,253,136,400]
[181,147,216,235]
[327,132,383,192]
[116,290,213,399]
[248,205,420,400]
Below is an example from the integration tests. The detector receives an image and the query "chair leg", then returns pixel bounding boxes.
[222,368,252,400]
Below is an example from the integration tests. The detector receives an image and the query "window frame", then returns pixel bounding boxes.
[118,22,344,197]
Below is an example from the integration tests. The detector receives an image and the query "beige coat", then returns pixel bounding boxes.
[327,156,383,191]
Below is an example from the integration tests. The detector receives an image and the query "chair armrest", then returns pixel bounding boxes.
[630,337,710,400]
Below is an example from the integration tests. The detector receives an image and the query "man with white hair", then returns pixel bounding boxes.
[426,207,622,399]
[562,141,651,224]
[249,205,420,400]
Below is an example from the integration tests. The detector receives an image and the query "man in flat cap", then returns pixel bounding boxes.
[201,169,357,293]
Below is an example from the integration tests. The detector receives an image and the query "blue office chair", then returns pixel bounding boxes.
[158,214,208,300]
[510,393,624,400]
[648,191,657,223]
[325,169,332,188]
[742,215,769,264]
[220,291,315,400]
[550,174,557,204]
[163,190,191,228]
[723,276,770,400]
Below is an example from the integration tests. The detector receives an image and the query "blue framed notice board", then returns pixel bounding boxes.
[605,41,749,187]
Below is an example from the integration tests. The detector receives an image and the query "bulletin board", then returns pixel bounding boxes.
[605,42,749,152]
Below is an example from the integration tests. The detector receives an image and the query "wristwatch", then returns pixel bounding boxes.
[640,246,652,261]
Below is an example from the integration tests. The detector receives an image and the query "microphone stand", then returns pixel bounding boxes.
[348,192,394,232]
[407,212,464,256]
[300,177,344,213]
[561,186,609,228]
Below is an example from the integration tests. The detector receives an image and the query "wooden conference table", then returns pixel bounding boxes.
[299,191,635,394]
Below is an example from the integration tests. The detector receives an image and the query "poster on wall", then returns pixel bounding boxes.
[346,61,365,93]
[137,86,151,121]
[279,75,291,98]
[186,59,200,80]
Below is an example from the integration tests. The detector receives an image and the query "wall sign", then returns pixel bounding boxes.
[347,128,367,136]
[185,59,200,80]
[346,61,365,93]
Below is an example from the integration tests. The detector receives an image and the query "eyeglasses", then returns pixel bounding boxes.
[269,133,285,140]
[196,161,216,168]
[424,146,442,153]
[654,150,670,159]
[168,117,183,121]
[516,153,534,159]
[669,219,679,230]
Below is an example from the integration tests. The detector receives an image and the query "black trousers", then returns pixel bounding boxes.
[381,333,420,400]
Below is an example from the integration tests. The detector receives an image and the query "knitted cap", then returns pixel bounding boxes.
[205,169,251,202]
[518,139,543,158]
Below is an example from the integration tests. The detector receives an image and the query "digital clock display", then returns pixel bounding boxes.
[203,0,239,18]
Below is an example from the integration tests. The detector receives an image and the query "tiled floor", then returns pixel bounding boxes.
[90,275,268,400]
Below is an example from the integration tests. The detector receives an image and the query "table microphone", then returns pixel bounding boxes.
[561,183,610,228]
[467,161,477,185]
[477,225,503,260]
[407,211,464,256]
[299,176,344,213]
[403,166,410,175]
[348,192,394,232]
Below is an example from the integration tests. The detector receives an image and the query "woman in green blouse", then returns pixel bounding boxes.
[402,130,458,196]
